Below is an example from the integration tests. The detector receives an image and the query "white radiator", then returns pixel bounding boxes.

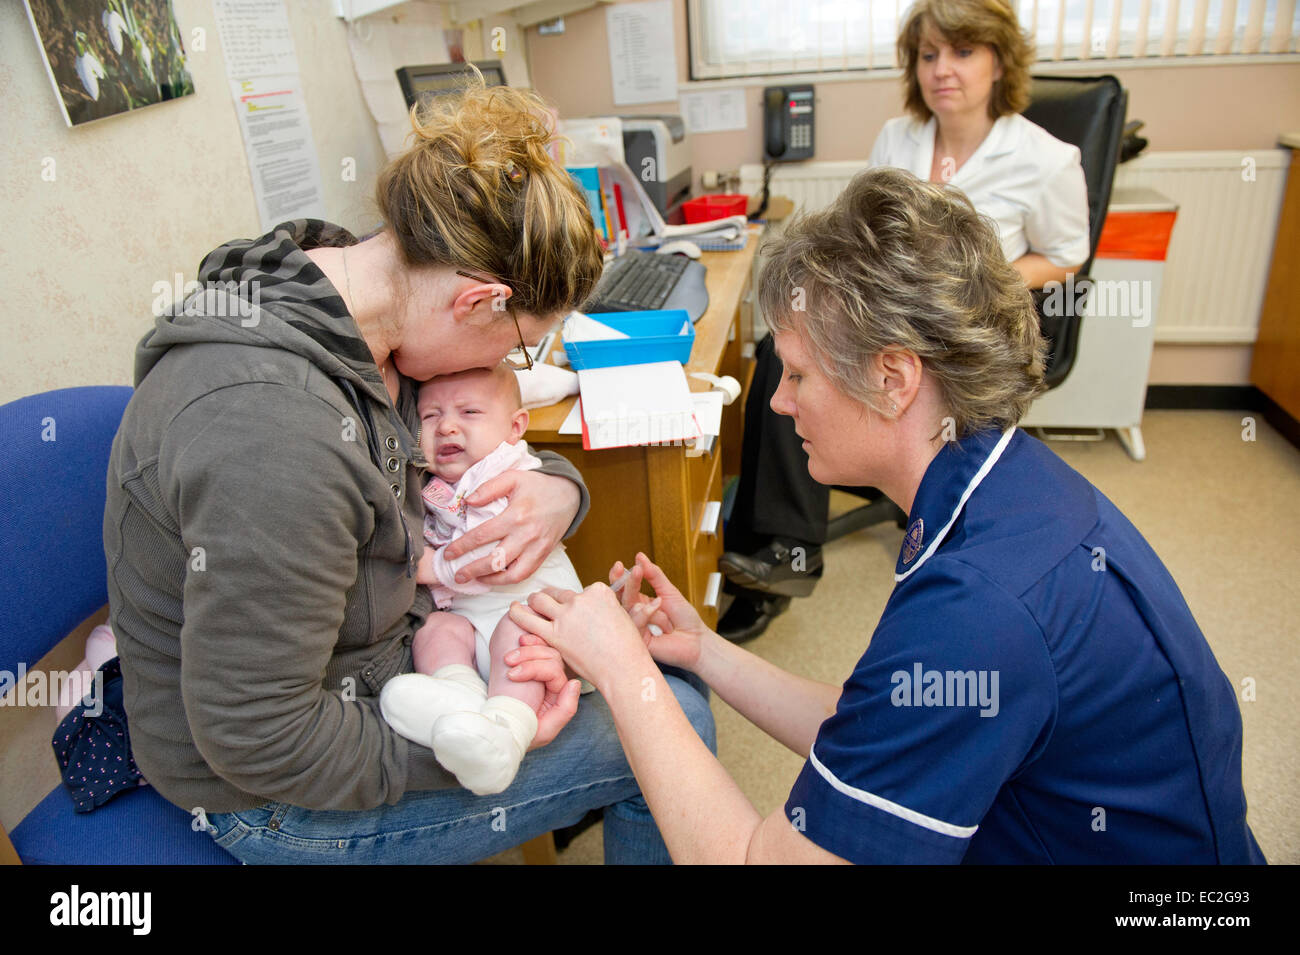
[740,151,1288,343]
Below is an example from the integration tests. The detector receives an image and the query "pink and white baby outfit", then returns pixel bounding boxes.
[420,440,582,680]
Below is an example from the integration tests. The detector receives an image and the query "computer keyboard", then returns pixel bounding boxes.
[582,250,710,322]
[586,251,689,311]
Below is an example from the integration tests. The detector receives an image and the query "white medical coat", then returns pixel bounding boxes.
[869,113,1091,269]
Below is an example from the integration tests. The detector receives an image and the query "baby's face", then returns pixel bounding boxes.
[418,371,523,484]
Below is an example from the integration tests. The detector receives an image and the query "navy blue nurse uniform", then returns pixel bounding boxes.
[785,427,1265,864]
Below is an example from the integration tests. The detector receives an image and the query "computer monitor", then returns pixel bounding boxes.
[395,61,507,109]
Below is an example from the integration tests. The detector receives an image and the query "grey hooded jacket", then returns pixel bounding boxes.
[104,220,589,813]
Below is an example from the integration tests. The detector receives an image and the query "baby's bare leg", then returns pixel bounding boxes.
[382,613,485,748]
[487,616,544,714]
[430,617,541,795]
[412,612,477,675]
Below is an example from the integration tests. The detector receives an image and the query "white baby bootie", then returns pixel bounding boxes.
[431,696,538,796]
[380,664,487,746]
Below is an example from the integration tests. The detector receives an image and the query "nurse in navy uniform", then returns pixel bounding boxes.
[508,167,1265,865]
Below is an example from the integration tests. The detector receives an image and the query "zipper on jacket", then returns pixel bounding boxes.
[338,377,416,578]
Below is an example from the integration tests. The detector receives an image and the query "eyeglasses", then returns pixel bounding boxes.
[455,269,533,371]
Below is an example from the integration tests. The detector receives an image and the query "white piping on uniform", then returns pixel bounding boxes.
[808,747,978,839]
[895,426,1017,584]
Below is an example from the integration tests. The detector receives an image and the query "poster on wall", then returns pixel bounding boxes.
[25,0,196,127]
[212,0,325,231]
[607,0,678,106]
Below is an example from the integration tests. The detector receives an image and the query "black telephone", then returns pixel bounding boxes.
[763,85,815,162]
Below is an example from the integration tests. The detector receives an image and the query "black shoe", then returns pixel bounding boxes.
[552,808,603,852]
[718,540,823,597]
[717,592,791,643]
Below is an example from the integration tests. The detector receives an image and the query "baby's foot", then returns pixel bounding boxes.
[431,696,538,796]
[55,669,94,721]
[380,665,487,746]
[85,624,118,670]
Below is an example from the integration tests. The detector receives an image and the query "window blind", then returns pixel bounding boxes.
[689,0,1298,79]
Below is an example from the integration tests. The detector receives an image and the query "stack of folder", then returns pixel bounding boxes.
[567,162,748,249]
[555,311,721,452]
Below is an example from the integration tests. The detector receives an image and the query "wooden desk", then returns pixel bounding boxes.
[527,234,760,626]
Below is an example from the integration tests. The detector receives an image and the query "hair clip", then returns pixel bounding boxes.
[505,161,524,183]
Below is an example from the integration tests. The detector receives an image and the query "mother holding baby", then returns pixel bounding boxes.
[105,82,714,864]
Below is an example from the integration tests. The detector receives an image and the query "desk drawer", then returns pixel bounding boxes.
[693,527,723,629]
[688,442,723,540]
[688,448,724,627]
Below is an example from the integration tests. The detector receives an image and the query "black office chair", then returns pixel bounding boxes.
[826,75,1129,542]
[1022,74,1128,388]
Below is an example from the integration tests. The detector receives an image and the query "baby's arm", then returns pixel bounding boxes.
[416,545,438,588]
[415,539,472,608]
[422,476,520,592]
[425,535,503,596]
[419,510,497,598]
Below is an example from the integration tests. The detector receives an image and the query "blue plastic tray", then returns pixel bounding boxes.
[563,310,694,370]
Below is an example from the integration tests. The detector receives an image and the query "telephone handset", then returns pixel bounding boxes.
[763,85,815,162]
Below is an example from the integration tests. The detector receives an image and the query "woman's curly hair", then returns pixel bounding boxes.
[375,74,603,317]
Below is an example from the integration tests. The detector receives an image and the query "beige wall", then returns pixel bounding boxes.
[0,0,388,405]
[528,0,1300,386]
[2,0,1294,402]
[530,4,1300,167]
[1148,344,1257,386]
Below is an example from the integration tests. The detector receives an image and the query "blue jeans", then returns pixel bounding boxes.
[204,672,714,864]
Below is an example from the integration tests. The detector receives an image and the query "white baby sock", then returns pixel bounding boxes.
[379,664,488,746]
[430,663,489,695]
[431,695,539,796]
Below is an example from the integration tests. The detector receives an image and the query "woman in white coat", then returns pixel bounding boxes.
[877,0,1089,284]
[718,0,1090,639]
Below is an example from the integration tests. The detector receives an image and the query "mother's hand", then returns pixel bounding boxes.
[441,469,580,584]
[503,634,582,751]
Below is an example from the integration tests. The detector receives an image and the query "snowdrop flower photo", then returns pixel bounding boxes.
[102,9,127,56]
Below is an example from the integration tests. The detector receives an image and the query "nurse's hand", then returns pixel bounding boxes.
[442,470,580,585]
[509,584,649,691]
[609,554,706,672]
[607,559,669,641]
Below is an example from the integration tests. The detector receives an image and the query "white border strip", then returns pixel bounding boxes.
[809,748,978,839]
[895,427,1017,584]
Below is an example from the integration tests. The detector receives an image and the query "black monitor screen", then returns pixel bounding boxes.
[396,61,507,109]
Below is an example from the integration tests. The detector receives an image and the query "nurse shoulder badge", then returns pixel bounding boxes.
[902,517,924,564]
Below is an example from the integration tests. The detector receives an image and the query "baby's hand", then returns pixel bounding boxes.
[489,546,509,574]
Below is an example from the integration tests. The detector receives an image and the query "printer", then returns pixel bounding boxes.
[620,115,692,219]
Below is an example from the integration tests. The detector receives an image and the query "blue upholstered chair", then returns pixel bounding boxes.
[0,386,237,864]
